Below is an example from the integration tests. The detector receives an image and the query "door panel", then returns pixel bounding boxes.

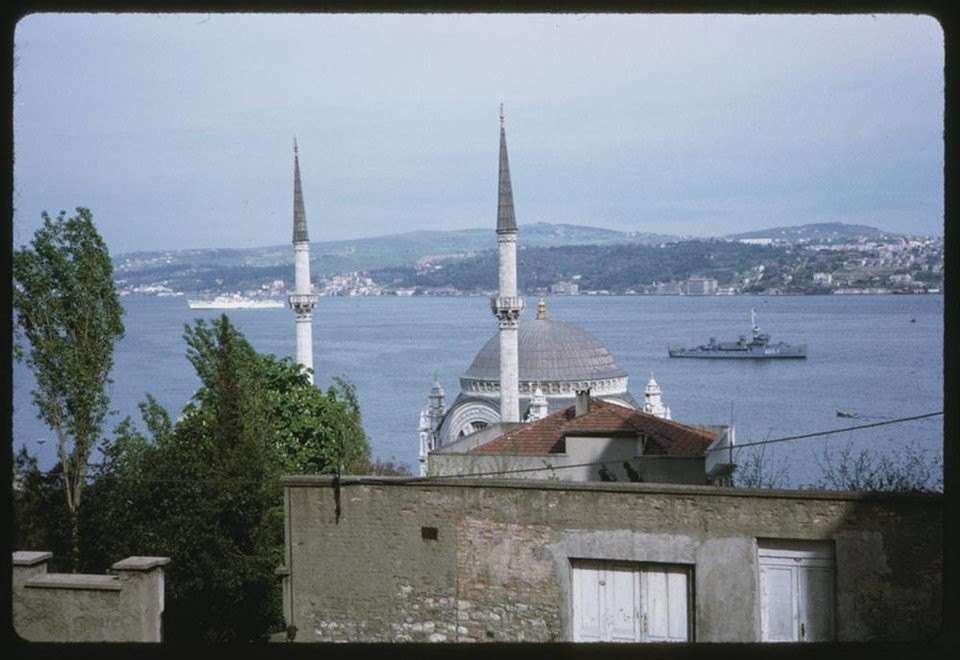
[572,562,604,642]
[666,569,690,641]
[644,567,689,642]
[571,560,690,643]
[607,565,639,642]
[760,564,799,641]
[799,565,835,641]
[758,542,835,643]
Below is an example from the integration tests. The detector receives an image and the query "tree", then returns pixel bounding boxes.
[812,440,943,493]
[12,208,125,570]
[732,446,789,490]
[11,448,72,569]
[78,315,371,641]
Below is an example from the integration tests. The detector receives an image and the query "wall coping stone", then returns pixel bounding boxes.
[279,474,942,504]
[12,551,53,566]
[111,556,171,572]
[25,574,121,591]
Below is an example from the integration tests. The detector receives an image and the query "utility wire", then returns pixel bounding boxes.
[418,410,944,480]
[708,411,943,452]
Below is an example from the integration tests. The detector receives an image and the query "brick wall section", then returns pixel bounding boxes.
[455,517,562,641]
[280,476,942,643]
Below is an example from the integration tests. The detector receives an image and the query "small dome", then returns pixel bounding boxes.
[463,318,627,383]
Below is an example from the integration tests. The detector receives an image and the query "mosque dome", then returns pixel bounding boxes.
[435,305,636,444]
[463,317,627,385]
[441,299,636,441]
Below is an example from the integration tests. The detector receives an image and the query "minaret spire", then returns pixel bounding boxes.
[293,137,309,244]
[288,138,319,384]
[490,105,524,423]
[496,105,517,235]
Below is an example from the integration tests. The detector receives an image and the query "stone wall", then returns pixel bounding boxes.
[279,476,942,643]
[12,552,170,642]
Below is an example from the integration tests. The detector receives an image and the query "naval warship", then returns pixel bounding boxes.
[668,309,807,359]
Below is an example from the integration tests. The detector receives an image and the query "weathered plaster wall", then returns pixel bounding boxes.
[12,552,170,642]
[280,477,941,643]
[429,443,706,484]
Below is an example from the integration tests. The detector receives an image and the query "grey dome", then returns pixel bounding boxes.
[463,318,627,383]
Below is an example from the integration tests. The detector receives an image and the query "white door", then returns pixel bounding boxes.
[758,542,835,642]
[644,566,690,642]
[571,560,690,642]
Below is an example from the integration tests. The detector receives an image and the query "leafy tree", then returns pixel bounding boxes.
[11,448,72,569]
[12,207,125,570]
[78,315,370,641]
[350,456,414,476]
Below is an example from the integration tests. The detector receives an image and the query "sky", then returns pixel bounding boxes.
[11,12,945,254]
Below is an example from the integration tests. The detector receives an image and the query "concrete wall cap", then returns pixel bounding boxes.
[26,574,121,591]
[279,474,942,503]
[12,551,53,566]
[111,556,171,572]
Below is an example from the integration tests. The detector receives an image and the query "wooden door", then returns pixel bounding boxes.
[759,542,835,642]
[571,560,689,642]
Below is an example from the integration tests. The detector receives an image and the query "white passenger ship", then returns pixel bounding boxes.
[187,294,285,310]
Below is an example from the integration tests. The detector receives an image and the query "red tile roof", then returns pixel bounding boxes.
[470,398,716,457]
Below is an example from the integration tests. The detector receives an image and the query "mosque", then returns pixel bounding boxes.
[284,115,726,483]
[416,107,677,476]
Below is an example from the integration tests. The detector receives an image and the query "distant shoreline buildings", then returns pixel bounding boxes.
[115,229,943,299]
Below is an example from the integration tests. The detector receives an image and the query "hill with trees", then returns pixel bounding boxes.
[109,221,940,296]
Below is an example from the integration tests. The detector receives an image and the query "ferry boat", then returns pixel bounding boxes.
[668,309,806,359]
[187,294,285,310]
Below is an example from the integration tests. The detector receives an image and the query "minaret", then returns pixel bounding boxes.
[428,375,446,428]
[288,138,319,384]
[524,385,548,422]
[490,104,524,423]
[643,372,672,420]
[418,375,447,476]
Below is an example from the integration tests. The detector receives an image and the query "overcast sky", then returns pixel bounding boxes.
[12,12,944,254]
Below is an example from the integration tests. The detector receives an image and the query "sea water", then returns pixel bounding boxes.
[11,294,944,487]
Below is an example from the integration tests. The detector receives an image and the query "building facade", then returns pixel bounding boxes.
[684,276,719,296]
[277,477,942,643]
[427,394,733,484]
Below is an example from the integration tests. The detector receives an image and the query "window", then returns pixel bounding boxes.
[571,559,691,642]
[758,540,835,642]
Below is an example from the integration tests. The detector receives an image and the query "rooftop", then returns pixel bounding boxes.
[469,398,717,456]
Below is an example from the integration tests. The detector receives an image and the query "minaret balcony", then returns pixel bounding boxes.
[288,293,318,314]
[490,296,525,315]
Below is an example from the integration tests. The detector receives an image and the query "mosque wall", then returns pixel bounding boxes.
[278,476,942,643]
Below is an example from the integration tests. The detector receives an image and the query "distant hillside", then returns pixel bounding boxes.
[726,222,902,242]
[113,222,675,291]
[373,239,796,294]
[112,221,913,294]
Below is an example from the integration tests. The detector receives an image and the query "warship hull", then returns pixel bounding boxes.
[668,308,806,359]
[668,344,806,359]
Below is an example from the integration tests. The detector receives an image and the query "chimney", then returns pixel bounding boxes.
[575,389,591,417]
